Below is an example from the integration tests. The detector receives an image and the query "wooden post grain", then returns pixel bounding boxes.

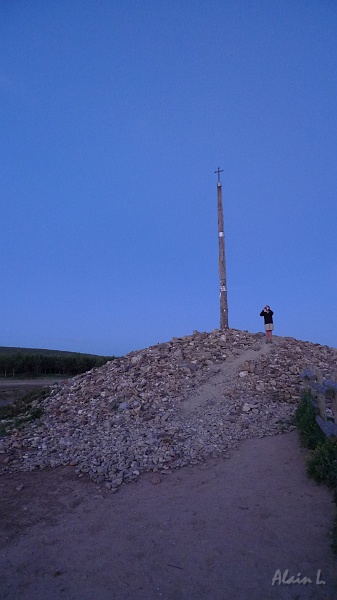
[215,167,229,330]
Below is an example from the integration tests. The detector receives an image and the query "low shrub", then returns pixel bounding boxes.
[0,387,48,436]
[294,390,337,554]
[0,387,49,420]
[307,442,337,488]
[293,390,326,449]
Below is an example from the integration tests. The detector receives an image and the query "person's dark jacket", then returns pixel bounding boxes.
[260,309,274,324]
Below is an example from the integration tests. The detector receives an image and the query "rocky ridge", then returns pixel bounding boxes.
[1,329,337,491]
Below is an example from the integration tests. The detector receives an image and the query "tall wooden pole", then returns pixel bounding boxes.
[215,167,229,329]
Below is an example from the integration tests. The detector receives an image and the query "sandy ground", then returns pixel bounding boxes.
[1,431,336,600]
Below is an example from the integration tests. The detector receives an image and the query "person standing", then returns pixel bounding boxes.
[260,305,274,343]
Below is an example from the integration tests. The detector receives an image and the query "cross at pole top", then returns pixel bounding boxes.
[214,167,224,183]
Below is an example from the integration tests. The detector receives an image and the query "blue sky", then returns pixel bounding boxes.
[1,1,336,356]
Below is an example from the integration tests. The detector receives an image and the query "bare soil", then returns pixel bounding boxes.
[1,431,336,600]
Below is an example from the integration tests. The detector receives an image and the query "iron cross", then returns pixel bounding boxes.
[214,167,224,183]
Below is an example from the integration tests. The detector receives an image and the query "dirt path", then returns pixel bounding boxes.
[180,334,275,415]
[0,379,65,388]
[1,431,336,600]
[0,378,68,407]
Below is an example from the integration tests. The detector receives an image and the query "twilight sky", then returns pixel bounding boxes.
[1,1,336,356]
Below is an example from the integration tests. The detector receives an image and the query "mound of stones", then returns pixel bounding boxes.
[1,329,337,491]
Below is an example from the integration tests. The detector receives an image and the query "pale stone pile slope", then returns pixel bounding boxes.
[1,329,336,491]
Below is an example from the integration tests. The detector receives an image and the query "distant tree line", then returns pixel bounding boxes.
[0,352,115,378]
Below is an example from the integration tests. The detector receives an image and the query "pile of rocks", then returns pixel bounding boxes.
[1,329,337,491]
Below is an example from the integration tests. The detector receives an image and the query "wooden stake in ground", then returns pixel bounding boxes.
[215,167,229,329]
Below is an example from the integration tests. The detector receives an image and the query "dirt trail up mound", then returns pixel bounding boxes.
[1,329,337,492]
